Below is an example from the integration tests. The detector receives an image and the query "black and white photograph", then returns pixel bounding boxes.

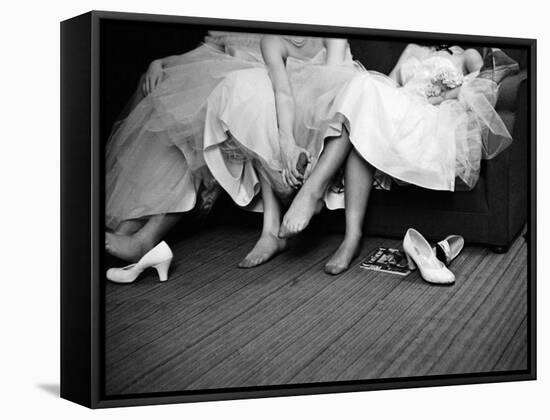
[5,0,550,417]
[86,12,534,401]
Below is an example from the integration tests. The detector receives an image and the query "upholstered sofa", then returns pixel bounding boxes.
[317,41,529,252]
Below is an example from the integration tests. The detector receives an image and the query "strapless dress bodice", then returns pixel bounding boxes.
[400,54,462,91]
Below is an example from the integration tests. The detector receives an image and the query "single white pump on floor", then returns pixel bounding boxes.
[403,228,455,285]
[106,241,173,284]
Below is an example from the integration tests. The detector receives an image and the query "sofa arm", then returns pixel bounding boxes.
[496,70,528,114]
[484,70,528,248]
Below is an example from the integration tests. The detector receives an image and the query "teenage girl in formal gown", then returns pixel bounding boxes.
[105,32,267,262]
[202,35,361,267]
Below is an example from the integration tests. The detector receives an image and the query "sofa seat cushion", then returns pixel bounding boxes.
[369,174,489,214]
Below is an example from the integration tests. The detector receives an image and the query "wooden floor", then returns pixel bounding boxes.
[104,222,528,395]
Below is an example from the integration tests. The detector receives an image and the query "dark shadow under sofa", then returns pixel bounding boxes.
[314,41,529,252]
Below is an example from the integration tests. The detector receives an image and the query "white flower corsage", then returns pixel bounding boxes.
[425,69,464,97]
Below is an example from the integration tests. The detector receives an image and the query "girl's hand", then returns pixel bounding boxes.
[427,87,461,105]
[280,138,311,189]
[427,94,445,105]
[142,60,163,96]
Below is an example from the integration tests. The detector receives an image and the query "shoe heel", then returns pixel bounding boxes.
[154,258,172,282]
[405,252,417,270]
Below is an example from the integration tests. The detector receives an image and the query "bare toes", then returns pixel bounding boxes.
[238,258,252,268]
[324,263,348,275]
[239,254,265,269]
[239,254,259,268]
[278,225,291,239]
[239,235,288,268]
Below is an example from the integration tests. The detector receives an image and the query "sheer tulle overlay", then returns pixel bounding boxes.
[105,40,266,229]
[320,47,513,209]
[203,47,362,211]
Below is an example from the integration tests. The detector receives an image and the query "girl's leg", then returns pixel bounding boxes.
[105,75,179,262]
[279,130,352,238]
[106,213,182,262]
[239,170,288,268]
[325,148,374,275]
[113,219,146,235]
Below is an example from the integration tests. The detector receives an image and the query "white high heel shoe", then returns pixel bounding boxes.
[403,228,455,285]
[106,241,173,284]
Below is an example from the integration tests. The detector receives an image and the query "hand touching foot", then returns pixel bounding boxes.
[324,235,362,275]
[239,233,288,268]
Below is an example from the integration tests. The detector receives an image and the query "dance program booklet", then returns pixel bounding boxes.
[360,247,412,276]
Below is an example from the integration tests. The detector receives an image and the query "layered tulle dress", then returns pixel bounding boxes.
[322,45,513,209]
[202,38,362,211]
[105,32,265,230]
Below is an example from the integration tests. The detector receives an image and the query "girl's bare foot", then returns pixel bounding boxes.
[105,232,153,262]
[324,235,362,275]
[239,233,288,268]
[279,188,324,238]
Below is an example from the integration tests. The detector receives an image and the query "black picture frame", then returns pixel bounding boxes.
[60,10,537,408]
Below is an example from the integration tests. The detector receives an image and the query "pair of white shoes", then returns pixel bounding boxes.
[106,241,173,284]
[403,228,464,285]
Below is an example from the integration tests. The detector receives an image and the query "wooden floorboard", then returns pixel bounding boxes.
[104,223,529,395]
[494,316,528,371]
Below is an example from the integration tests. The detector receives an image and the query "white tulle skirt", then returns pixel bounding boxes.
[202,49,362,211]
[319,71,513,209]
[105,43,265,230]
